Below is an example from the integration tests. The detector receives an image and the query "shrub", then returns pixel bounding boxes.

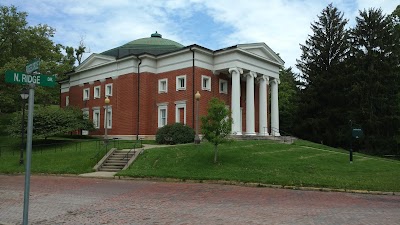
[156,123,195,145]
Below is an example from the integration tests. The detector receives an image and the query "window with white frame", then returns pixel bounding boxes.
[175,101,186,124]
[94,86,101,99]
[158,104,168,127]
[105,83,113,97]
[92,108,100,129]
[176,75,186,91]
[158,78,168,93]
[83,88,90,100]
[219,79,228,94]
[202,75,211,91]
[104,106,112,129]
[65,96,69,106]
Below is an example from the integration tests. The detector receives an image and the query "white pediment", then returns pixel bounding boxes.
[76,54,116,72]
[237,43,285,66]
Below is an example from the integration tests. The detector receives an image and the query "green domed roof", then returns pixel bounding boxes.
[102,32,184,58]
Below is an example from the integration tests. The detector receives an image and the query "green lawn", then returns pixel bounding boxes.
[0,136,141,174]
[118,140,400,192]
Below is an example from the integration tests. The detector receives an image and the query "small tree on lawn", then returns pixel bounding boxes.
[201,98,232,163]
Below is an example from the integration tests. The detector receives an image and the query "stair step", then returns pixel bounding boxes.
[104,162,126,166]
[99,168,120,172]
[101,165,124,169]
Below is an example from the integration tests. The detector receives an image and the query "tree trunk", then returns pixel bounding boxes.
[214,144,218,163]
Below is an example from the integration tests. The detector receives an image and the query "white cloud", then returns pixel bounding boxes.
[2,0,398,72]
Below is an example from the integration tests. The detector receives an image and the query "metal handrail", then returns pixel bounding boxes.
[123,138,143,161]
[91,141,109,160]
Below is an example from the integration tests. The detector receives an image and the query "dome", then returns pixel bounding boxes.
[101,32,184,58]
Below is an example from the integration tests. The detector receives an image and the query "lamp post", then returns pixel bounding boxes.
[194,91,201,144]
[19,88,29,165]
[104,96,110,146]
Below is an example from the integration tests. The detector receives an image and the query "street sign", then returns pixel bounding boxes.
[5,70,56,87]
[26,59,40,74]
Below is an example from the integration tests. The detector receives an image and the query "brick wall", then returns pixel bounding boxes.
[61,66,269,137]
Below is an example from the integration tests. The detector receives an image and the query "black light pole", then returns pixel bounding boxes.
[349,120,353,163]
[104,96,110,147]
[194,91,201,144]
[19,88,29,165]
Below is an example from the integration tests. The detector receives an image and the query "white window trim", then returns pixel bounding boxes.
[176,75,186,91]
[65,96,69,106]
[105,83,113,97]
[157,103,168,128]
[94,86,101,99]
[175,101,187,124]
[202,75,211,91]
[83,88,90,100]
[158,78,168,93]
[103,106,112,129]
[92,107,100,129]
[219,79,228,94]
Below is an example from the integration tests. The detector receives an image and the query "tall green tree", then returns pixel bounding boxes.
[201,98,232,163]
[0,5,84,113]
[295,4,351,146]
[348,8,400,154]
[278,67,300,133]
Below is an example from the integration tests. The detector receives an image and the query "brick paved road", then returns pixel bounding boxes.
[0,175,399,225]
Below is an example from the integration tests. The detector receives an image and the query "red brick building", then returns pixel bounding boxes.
[60,32,284,139]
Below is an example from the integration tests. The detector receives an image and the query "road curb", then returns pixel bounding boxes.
[113,176,400,196]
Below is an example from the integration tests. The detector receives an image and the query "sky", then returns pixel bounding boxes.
[2,0,399,73]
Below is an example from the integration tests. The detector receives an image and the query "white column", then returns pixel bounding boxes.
[259,75,269,136]
[229,67,243,135]
[245,72,256,135]
[270,78,280,136]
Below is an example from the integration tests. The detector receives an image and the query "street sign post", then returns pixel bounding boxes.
[25,59,40,74]
[5,70,55,87]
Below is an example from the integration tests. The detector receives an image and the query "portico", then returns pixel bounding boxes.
[228,67,280,136]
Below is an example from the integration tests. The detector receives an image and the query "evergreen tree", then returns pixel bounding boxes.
[278,67,300,133]
[295,4,350,146]
[349,8,400,154]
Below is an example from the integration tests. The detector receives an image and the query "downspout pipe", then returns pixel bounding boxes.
[190,47,195,128]
[136,56,142,140]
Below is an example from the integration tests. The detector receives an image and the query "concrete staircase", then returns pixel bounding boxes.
[98,150,136,172]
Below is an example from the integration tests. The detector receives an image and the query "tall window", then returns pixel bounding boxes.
[158,78,168,93]
[83,88,90,100]
[158,104,168,127]
[175,101,186,124]
[219,79,228,94]
[65,96,69,106]
[94,86,101,99]
[105,84,113,97]
[104,107,112,129]
[202,75,211,91]
[93,108,100,129]
[176,75,186,91]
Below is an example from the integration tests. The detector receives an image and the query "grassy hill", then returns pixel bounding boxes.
[118,140,400,192]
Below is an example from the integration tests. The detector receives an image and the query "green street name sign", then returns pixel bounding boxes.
[26,59,40,74]
[5,70,56,87]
